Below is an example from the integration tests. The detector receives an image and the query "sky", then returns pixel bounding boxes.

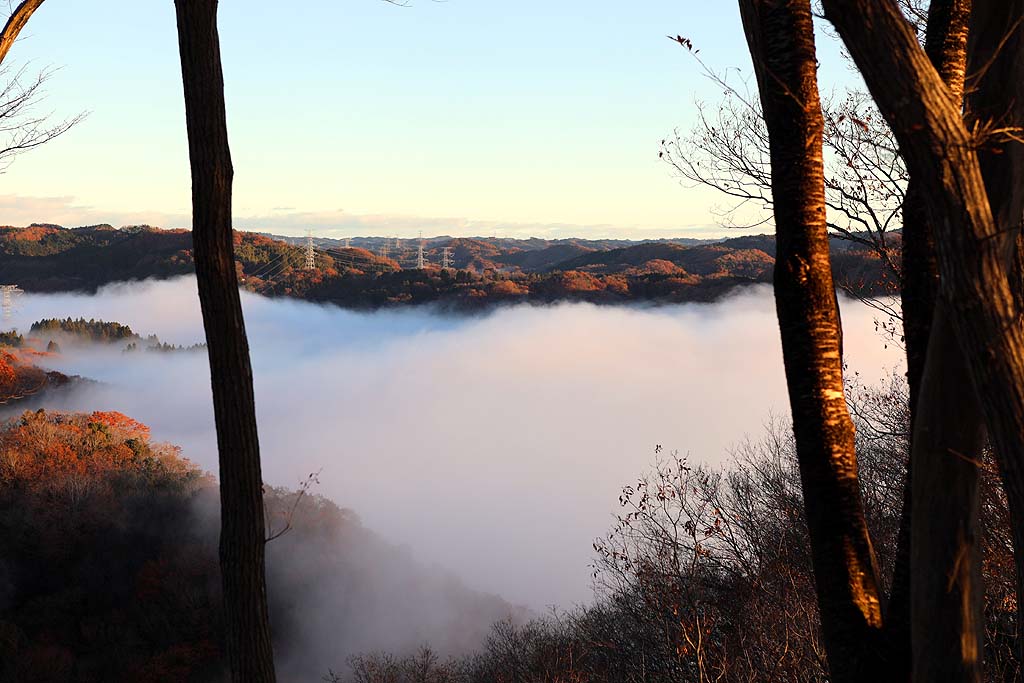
[0,0,858,239]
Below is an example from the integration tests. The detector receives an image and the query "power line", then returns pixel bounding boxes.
[319,247,383,264]
[317,247,396,273]
[244,253,287,280]
[258,259,293,282]
[396,236,412,264]
[250,252,286,275]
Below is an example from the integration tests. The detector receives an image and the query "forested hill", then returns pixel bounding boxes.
[0,223,896,307]
[0,224,194,291]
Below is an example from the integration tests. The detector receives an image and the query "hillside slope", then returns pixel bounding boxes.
[0,223,896,307]
[0,224,193,291]
[0,410,523,681]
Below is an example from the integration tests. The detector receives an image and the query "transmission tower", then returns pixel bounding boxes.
[441,246,453,270]
[380,241,390,260]
[416,236,426,269]
[395,237,409,266]
[343,237,351,249]
[305,230,316,269]
[0,285,22,322]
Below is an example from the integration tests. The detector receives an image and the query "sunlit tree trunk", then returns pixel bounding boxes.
[173,1,277,681]
[0,1,46,64]
[822,0,1024,670]
[737,2,887,680]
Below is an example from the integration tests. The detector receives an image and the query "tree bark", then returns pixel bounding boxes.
[965,0,1024,248]
[888,3,979,681]
[174,2,277,681]
[822,0,1024,667]
[0,0,46,65]
[898,0,972,469]
[737,2,887,680]
[909,302,984,682]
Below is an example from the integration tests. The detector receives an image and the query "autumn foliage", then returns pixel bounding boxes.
[0,352,17,393]
[0,410,520,682]
[0,222,894,308]
[0,350,65,404]
[0,410,221,682]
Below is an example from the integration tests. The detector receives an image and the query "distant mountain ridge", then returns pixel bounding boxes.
[0,223,895,308]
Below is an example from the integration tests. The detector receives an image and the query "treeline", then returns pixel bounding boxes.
[253,263,891,312]
[0,330,22,347]
[124,341,207,354]
[27,317,203,354]
[0,224,193,292]
[30,317,138,342]
[245,236,892,311]
[255,267,778,310]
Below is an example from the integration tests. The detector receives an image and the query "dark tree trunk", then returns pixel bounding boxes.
[822,0,1024,669]
[888,2,978,680]
[965,0,1024,246]
[173,2,277,681]
[909,302,984,682]
[895,0,971,512]
[737,2,887,680]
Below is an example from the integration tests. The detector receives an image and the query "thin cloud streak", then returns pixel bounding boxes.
[0,192,726,239]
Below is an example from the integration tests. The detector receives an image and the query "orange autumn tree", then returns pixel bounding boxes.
[88,410,152,440]
[0,352,16,395]
[0,409,197,496]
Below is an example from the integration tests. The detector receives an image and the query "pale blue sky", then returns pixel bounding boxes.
[0,1,854,238]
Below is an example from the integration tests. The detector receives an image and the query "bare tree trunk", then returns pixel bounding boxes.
[0,0,46,65]
[899,0,970,410]
[173,1,277,681]
[822,0,1024,668]
[909,302,984,682]
[888,9,973,669]
[884,3,983,681]
[737,2,887,680]
[965,0,1024,246]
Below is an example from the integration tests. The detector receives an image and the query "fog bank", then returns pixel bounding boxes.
[4,277,902,609]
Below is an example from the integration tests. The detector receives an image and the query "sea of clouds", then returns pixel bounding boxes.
[3,277,903,612]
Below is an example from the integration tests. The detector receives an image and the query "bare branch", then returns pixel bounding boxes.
[0,0,44,66]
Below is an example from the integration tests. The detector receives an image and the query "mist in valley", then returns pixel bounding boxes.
[1,276,903,675]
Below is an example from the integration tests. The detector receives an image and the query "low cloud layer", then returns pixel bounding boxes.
[0,192,724,239]
[5,278,902,610]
